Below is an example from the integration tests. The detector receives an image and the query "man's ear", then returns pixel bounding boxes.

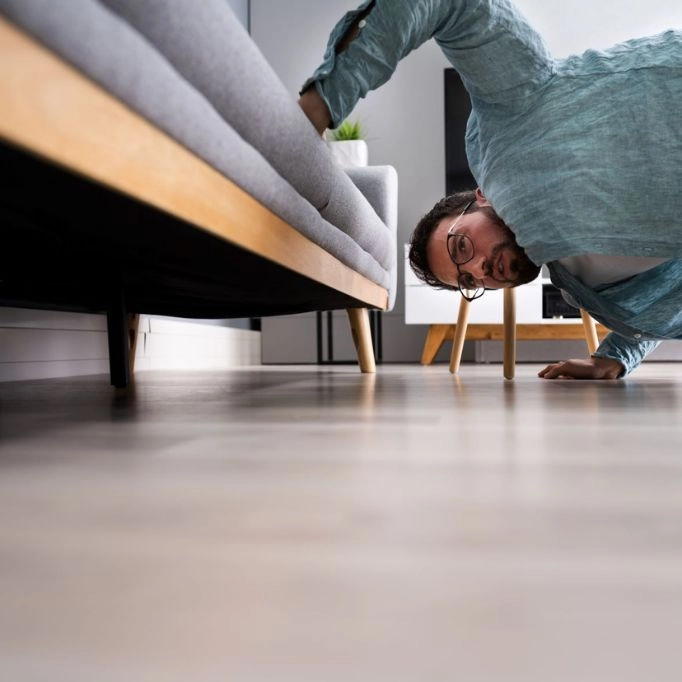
[475,187,491,207]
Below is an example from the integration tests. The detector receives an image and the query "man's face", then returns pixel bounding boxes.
[426,193,540,290]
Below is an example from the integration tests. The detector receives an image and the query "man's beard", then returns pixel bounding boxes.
[479,206,541,287]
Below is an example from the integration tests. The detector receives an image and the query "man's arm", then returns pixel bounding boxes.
[299,0,554,130]
[538,332,660,380]
[298,87,331,136]
[298,1,377,135]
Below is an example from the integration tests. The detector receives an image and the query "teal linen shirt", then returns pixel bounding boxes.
[303,0,682,375]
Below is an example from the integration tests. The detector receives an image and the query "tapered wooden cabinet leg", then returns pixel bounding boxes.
[421,324,450,365]
[346,308,376,373]
[503,288,516,380]
[449,298,471,374]
[580,309,599,355]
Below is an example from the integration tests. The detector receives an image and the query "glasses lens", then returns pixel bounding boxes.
[448,233,474,265]
[458,272,484,302]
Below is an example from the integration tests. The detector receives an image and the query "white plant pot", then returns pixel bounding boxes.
[327,139,368,167]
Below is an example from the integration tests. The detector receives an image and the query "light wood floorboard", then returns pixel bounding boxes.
[1,363,682,681]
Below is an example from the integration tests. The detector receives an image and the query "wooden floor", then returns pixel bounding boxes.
[2,363,682,681]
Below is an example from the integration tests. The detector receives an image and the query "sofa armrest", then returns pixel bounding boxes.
[344,165,398,310]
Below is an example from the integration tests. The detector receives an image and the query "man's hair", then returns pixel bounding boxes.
[408,191,476,290]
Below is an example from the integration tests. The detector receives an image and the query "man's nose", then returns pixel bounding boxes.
[467,253,489,280]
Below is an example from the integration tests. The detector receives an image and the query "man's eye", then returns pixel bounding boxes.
[457,236,468,253]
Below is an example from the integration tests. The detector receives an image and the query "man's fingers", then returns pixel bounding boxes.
[538,362,566,379]
[538,357,622,380]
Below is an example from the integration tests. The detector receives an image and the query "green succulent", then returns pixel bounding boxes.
[330,118,365,141]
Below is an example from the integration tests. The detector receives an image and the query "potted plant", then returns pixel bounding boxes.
[327,118,368,167]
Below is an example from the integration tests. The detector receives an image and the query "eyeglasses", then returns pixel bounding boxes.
[446,200,485,302]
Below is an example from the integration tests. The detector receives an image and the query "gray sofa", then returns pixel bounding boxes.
[0,0,397,386]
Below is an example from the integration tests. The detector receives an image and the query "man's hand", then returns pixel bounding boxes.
[298,88,331,137]
[538,357,624,380]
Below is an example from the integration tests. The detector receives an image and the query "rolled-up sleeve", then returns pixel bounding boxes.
[301,0,555,127]
[592,332,660,377]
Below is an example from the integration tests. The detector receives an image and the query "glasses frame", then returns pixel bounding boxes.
[445,200,485,302]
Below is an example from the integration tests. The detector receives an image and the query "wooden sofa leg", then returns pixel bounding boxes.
[580,309,599,355]
[503,288,516,380]
[346,308,376,373]
[449,298,471,374]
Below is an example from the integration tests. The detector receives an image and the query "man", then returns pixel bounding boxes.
[299,0,682,380]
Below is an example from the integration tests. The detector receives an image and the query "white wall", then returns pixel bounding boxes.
[251,0,682,362]
[511,0,682,57]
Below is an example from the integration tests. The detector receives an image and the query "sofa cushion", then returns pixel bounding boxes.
[98,0,336,213]
[0,0,394,293]
[95,0,395,278]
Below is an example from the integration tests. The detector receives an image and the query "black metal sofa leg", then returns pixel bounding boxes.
[107,288,130,388]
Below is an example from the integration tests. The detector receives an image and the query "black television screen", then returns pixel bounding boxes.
[444,68,476,195]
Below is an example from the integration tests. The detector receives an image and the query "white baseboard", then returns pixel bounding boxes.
[0,309,261,382]
[136,316,261,371]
